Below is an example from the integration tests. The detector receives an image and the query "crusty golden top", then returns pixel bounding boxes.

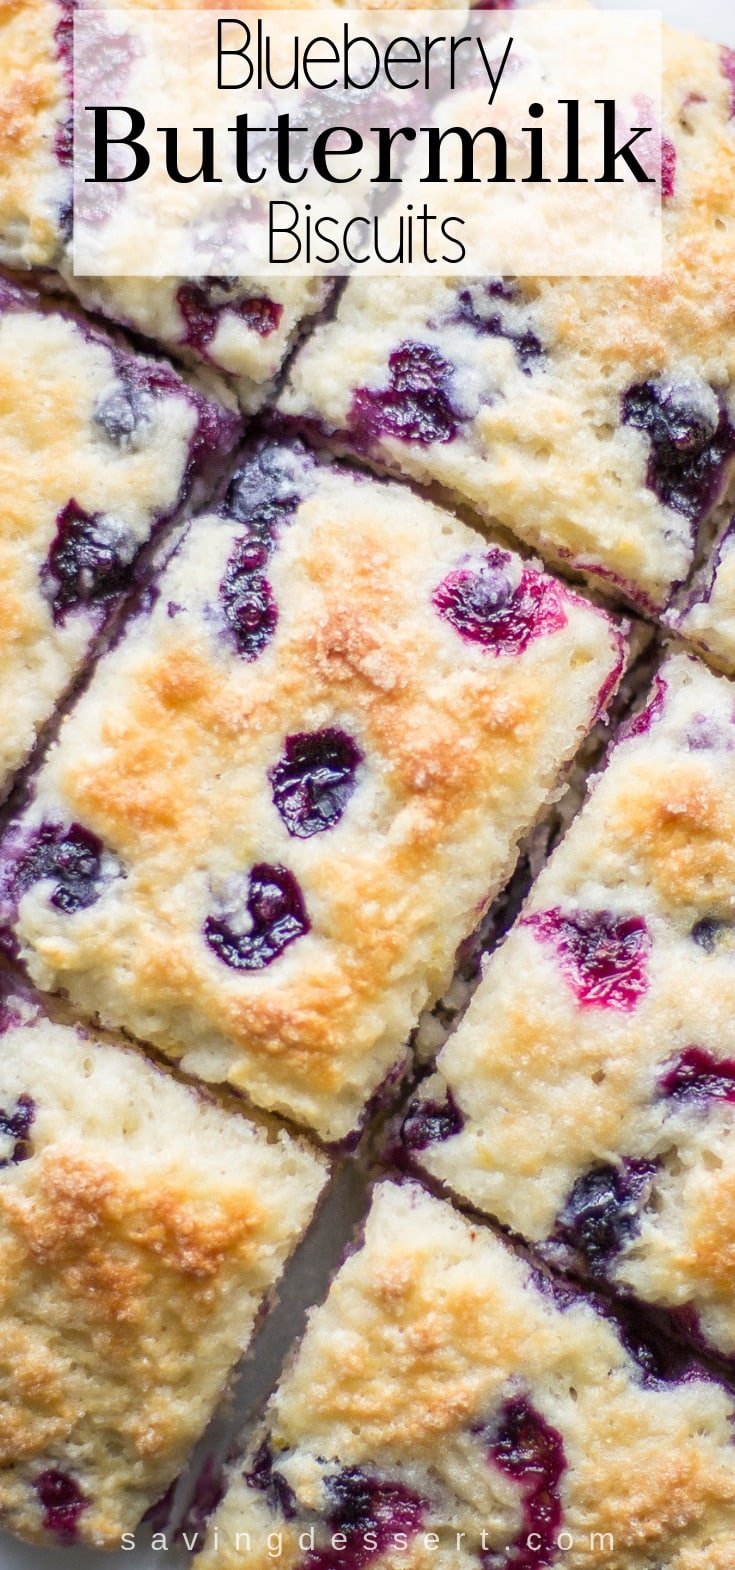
[280,24,735,610]
[0,280,235,801]
[0,997,326,1548]
[415,652,735,1361]
[197,1183,735,1570]
[1,441,622,1141]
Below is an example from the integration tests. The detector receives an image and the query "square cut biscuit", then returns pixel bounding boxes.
[0,275,239,803]
[196,1181,735,1570]
[0,437,623,1142]
[279,26,735,613]
[0,0,331,407]
[0,989,327,1550]
[404,653,735,1366]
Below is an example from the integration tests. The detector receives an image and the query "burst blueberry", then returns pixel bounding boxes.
[270,729,362,839]
[552,1159,657,1271]
[205,864,309,971]
[219,536,278,659]
[660,1046,735,1106]
[43,501,136,624]
[9,822,112,916]
[299,1470,423,1570]
[451,285,544,374]
[244,1440,296,1520]
[621,380,735,524]
[34,1470,88,1543]
[433,548,566,655]
[177,281,283,358]
[525,907,650,1010]
[401,1088,465,1152]
[350,341,460,446]
[483,1396,565,1570]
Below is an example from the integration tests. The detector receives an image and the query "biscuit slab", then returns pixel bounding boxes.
[0,275,239,801]
[279,27,735,611]
[0,437,623,1141]
[196,1181,735,1570]
[0,991,327,1549]
[405,652,735,1365]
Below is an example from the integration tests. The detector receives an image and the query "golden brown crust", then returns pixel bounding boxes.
[279,26,735,610]
[0,1006,326,1546]
[4,452,622,1139]
[199,1184,735,1570]
[415,653,735,1361]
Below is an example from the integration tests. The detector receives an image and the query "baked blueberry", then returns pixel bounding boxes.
[204,864,309,971]
[350,341,460,446]
[660,1046,735,1106]
[0,1094,35,1168]
[33,1471,88,1544]
[9,822,113,916]
[178,281,283,358]
[621,379,734,525]
[401,1088,465,1152]
[483,1397,565,1570]
[552,1160,657,1270]
[43,501,137,623]
[433,549,566,655]
[524,908,651,1010]
[270,730,362,839]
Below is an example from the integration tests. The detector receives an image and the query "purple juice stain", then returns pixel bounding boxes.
[34,1470,88,1543]
[401,1088,465,1152]
[551,1159,657,1273]
[7,822,113,916]
[621,380,735,525]
[660,1046,735,1107]
[269,729,362,839]
[204,863,309,971]
[622,671,667,740]
[606,1297,705,1391]
[219,536,278,659]
[244,1440,297,1520]
[349,341,460,447]
[525,908,651,1011]
[0,1094,36,1168]
[433,548,566,655]
[482,1397,565,1570]
[301,1469,424,1570]
[450,285,544,375]
[42,500,136,624]
[177,280,283,358]
[722,47,735,118]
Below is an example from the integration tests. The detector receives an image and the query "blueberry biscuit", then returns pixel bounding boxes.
[0,988,327,1548]
[0,437,622,1141]
[0,0,332,407]
[279,27,735,612]
[403,653,735,1366]
[0,275,238,802]
[196,1181,735,1570]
